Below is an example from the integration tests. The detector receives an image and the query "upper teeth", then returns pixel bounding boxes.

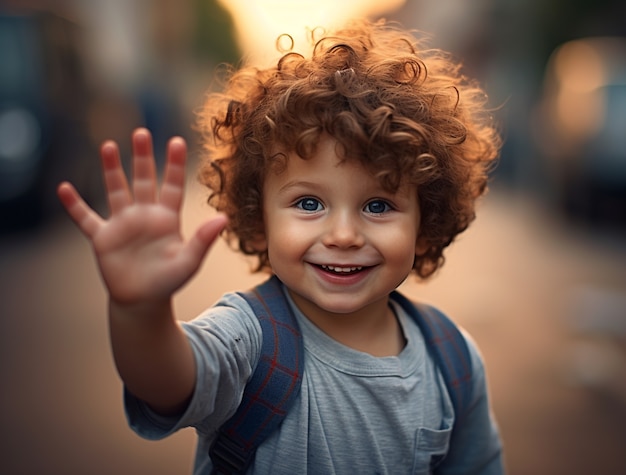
[321,265,363,273]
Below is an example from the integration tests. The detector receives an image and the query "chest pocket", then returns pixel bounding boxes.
[412,426,452,474]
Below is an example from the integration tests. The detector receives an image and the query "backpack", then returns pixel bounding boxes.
[209,276,473,474]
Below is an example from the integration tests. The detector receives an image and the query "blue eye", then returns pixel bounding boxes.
[296,197,323,212]
[365,200,391,214]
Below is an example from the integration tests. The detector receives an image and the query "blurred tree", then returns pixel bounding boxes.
[191,0,240,66]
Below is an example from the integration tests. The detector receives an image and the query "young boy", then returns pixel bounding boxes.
[58,19,504,475]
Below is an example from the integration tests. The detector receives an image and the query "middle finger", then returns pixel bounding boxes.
[132,128,158,204]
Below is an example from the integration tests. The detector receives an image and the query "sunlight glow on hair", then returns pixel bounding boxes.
[217,0,406,64]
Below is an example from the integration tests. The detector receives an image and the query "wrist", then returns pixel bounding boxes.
[109,297,175,324]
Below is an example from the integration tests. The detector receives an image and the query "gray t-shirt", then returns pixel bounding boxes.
[125,286,503,474]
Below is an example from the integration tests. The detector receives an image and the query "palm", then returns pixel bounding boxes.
[58,129,226,305]
[91,202,188,303]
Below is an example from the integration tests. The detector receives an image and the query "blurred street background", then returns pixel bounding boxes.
[1,0,625,474]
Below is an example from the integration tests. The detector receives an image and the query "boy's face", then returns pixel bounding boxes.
[261,135,422,319]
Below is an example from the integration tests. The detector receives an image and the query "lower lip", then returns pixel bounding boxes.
[311,265,374,286]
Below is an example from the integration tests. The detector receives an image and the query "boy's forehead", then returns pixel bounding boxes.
[272,137,356,171]
[268,133,412,192]
[272,133,362,163]
[267,148,412,197]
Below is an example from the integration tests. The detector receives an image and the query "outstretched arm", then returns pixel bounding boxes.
[58,128,227,415]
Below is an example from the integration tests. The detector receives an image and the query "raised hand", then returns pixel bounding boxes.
[57,128,227,306]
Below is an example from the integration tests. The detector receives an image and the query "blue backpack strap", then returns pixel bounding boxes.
[390,291,473,422]
[209,276,304,475]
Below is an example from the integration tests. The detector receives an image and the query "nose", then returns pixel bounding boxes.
[321,211,365,249]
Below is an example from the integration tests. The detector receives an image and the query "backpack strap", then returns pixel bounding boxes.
[390,291,473,422]
[209,276,304,475]
[210,279,472,474]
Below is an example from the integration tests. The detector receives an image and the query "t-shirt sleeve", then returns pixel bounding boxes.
[437,329,505,474]
[124,292,263,441]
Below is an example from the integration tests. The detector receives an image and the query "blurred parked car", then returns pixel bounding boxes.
[533,37,626,230]
[0,10,98,231]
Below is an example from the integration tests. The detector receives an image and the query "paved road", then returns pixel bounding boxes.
[1,186,625,474]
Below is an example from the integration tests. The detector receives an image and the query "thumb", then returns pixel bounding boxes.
[197,213,229,245]
[185,213,229,263]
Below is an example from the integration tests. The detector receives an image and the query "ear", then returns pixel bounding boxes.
[415,237,429,256]
[248,233,268,252]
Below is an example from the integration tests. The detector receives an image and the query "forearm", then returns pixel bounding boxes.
[108,298,196,415]
[58,130,227,414]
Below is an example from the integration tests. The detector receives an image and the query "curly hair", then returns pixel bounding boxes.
[196,19,501,279]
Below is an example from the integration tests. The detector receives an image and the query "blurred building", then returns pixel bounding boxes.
[0,0,239,232]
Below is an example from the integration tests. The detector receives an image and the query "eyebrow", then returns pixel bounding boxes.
[277,180,325,194]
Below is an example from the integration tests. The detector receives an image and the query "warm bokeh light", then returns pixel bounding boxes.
[552,40,606,140]
[535,37,626,158]
[217,0,406,64]
[554,40,606,93]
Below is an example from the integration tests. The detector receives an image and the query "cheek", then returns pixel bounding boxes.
[265,214,305,254]
[266,225,308,274]
[267,208,313,238]
[379,224,419,264]
[267,223,311,257]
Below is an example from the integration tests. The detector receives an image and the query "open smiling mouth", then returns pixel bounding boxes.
[319,264,367,275]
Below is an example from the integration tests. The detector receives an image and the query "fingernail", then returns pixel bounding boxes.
[101,140,116,154]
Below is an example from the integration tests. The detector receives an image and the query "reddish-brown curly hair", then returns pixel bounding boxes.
[196,19,501,278]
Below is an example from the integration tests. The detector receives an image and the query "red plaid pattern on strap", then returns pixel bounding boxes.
[210,276,303,475]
